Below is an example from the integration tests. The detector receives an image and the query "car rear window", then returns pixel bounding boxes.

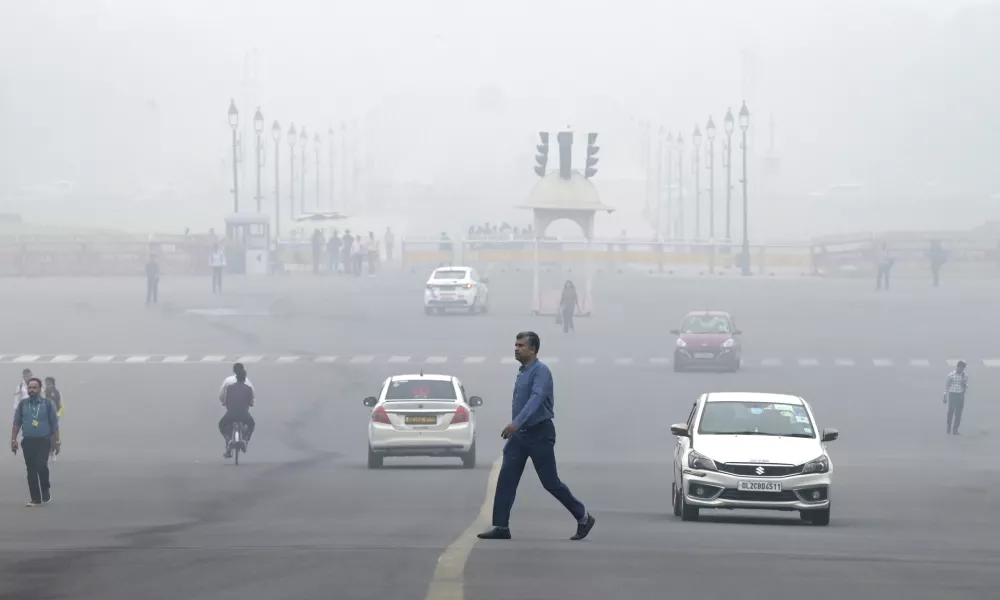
[433,270,468,280]
[385,380,457,400]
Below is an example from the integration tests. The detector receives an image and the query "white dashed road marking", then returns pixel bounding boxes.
[388,356,411,364]
[872,359,893,367]
[835,359,855,367]
[798,358,819,367]
[462,357,486,364]
[910,359,931,367]
[350,355,374,364]
[425,356,449,364]
[125,356,150,363]
[51,355,77,363]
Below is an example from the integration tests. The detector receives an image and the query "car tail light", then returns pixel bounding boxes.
[372,406,391,424]
[463,283,473,289]
[451,405,470,424]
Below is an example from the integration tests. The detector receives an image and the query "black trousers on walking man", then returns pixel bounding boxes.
[21,437,52,504]
[876,264,891,290]
[212,266,224,293]
[492,419,586,528]
[947,392,965,434]
[146,276,159,304]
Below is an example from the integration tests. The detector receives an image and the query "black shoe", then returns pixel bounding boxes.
[42,490,51,504]
[571,514,596,540]
[953,430,960,436]
[223,449,233,458]
[477,527,511,540]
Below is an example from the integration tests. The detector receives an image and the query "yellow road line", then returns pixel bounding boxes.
[424,456,502,600]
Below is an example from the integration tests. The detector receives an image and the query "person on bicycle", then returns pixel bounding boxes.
[219,363,255,458]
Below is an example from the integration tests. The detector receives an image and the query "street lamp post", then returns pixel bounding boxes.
[287,124,297,221]
[299,128,308,214]
[676,133,684,240]
[723,108,735,243]
[692,126,702,240]
[228,99,239,213]
[665,131,674,241]
[327,127,335,211]
[271,121,281,240]
[706,117,716,240]
[655,126,664,242]
[739,101,751,276]
[253,107,264,213]
[313,133,321,208]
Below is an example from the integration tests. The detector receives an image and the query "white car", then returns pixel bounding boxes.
[364,373,483,469]
[424,266,490,315]
[671,392,837,526]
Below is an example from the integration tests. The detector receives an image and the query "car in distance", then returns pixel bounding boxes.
[671,392,837,525]
[364,373,483,469]
[424,266,490,315]
[672,311,742,372]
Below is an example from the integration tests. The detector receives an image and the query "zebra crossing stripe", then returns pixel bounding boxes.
[89,355,115,363]
[835,359,855,367]
[313,356,339,363]
[52,355,77,363]
[238,356,264,363]
[388,356,411,363]
[872,359,893,367]
[425,356,448,364]
[462,357,486,364]
[276,356,300,363]
[13,355,40,363]
[162,355,189,363]
[200,355,225,363]
[350,356,374,364]
[125,356,151,363]
[798,358,819,366]
[909,359,931,367]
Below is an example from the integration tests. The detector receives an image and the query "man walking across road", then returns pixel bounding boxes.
[209,244,226,293]
[10,378,61,506]
[145,254,160,305]
[12,368,31,410]
[943,360,969,435]
[478,331,595,541]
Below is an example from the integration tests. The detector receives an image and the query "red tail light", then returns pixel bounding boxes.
[372,406,391,424]
[452,405,470,424]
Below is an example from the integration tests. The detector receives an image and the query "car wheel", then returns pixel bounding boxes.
[462,441,476,469]
[480,297,489,314]
[679,491,699,521]
[804,506,830,526]
[731,358,741,372]
[672,483,682,517]
[367,447,383,469]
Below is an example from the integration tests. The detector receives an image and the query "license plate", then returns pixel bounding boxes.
[737,480,782,492]
[405,415,437,425]
[694,352,715,359]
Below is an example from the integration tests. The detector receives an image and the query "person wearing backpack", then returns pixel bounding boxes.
[10,377,61,506]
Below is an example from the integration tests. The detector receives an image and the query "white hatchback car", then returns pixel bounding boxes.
[671,392,838,525]
[364,374,483,469]
[424,266,490,315]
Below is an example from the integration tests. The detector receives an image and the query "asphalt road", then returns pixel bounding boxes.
[1,270,999,599]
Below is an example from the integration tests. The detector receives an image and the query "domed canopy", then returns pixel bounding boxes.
[518,171,615,213]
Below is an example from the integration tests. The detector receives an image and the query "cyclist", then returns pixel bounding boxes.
[219,363,255,458]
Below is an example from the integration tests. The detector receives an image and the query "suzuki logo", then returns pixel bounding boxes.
[755,466,765,475]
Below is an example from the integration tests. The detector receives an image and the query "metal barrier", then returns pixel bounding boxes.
[401,238,456,272]
[0,235,212,277]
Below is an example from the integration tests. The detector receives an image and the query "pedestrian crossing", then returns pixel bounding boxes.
[0,354,997,368]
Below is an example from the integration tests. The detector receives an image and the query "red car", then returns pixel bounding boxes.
[671,311,743,372]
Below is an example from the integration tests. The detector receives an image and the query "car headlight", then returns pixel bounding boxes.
[801,455,830,474]
[722,338,735,348]
[676,338,687,348]
[687,450,717,471]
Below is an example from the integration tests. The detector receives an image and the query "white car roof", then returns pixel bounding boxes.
[704,392,804,406]
[431,266,470,274]
[389,373,456,382]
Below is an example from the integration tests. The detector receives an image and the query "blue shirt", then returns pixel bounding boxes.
[13,396,59,439]
[511,360,555,429]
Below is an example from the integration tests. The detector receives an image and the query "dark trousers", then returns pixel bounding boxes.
[876,265,891,289]
[947,392,965,433]
[932,265,941,287]
[219,410,255,442]
[492,419,585,528]
[146,277,159,304]
[212,267,224,292]
[21,437,52,504]
[561,307,575,333]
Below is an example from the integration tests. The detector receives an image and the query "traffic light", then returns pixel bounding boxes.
[585,132,599,178]
[534,132,549,177]
[557,130,573,180]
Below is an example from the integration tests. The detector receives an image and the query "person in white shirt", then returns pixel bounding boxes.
[209,244,227,293]
[351,238,363,276]
[13,368,31,410]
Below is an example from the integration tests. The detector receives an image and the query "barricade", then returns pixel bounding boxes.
[402,238,456,272]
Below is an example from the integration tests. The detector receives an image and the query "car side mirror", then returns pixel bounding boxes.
[821,428,839,442]
[363,396,377,407]
[670,329,680,335]
[733,330,743,335]
[468,396,483,407]
[670,423,690,437]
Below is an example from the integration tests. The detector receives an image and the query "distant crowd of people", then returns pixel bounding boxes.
[467,222,535,240]
[309,227,395,277]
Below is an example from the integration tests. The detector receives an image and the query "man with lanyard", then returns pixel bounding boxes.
[10,378,61,506]
[943,360,969,435]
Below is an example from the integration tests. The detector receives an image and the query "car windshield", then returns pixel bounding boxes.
[433,270,468,280]
[680,316,732,334]
[698,401,815,438]
[385,380,457,401]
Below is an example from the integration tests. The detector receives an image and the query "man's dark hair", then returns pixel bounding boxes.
[22,368,31,375]
[516,331,541,353]
[27,377,42,387]
[233,362,247,383]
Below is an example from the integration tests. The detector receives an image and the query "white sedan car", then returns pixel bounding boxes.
[364,373,483,469]
[671,392,838,525]
[424,266,490,315]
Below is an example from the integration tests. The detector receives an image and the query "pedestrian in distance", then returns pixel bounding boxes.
[943,360,968,435]
[13,368,31,410]
[875,241,893,290]
[478,331,596,541]
[209,244,226,293]
[557,280,582,333]
[10,378,61,506]
[145,254,160,305]
[929,240,947,287]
